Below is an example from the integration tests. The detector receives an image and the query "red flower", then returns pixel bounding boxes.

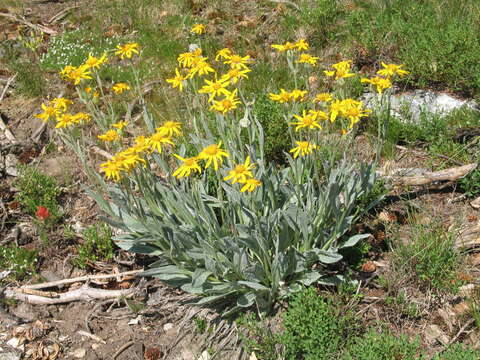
[36,206,50,220]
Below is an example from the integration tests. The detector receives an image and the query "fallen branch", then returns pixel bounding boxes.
[0,74,16,102]
[20,269,143,290]
[0,13,57,35]
[389,163,477,186]
[4,284,135,305]
[48,5,79,24]
[454,224,480,250]
[0,113,17,144]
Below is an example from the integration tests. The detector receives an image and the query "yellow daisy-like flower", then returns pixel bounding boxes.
[289,141,317,159]
[35,103,60,122]
[269,89,291,103]
[84,52,107,69]
[172,154,202,178]
[130,136,152,155]
[210,89,241,114]
[361,76,392,94]
[72,112,91,123]
[112,82,131,94]
[156,121,182,138]
[198,77,231,102]
[297,53,319,66]
[271,41,296,52]
[115,43,140,59]
[98,129,119,142]
[111,121,128,130]
[59,65,76,80]
[313,92,333,103]
[177,49,202,68]
[224,156,255,184]
[377,62,409,78]
[290,89,308,102]
[198,142,229,171]
[294,39,309,51]
[51,97,73,113]
[166,68,186,91]
[223,54,251,70]
[220,67,251,85]
[240,178,262,193]
[55,113,77,128]
[215,48,233,61]
[148,132,174,153]
[116,150,147,172]
[191,24,206,35]
[308,109,328,121]
[324,60,355,80]
[65,65,92,85]
[100,156,123,182]
[289,111,322,131]
[188,59,216,78]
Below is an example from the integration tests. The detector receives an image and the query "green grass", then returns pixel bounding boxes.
[343,0,480,97]
[15,165,62,224]
[391,221,462,293]
[0,245,37,279]
[73,224,115,269]
[433,344,480,360]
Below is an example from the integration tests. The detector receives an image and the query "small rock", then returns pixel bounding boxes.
[71,348,86,359]
[459,284,476,297]
[91,344,101,351]
[4,154,18,177]
[6,338,23,351]
[198,351,211,360]
[424,324,449,345]
[163,323,174,331]
[471,196,480,210]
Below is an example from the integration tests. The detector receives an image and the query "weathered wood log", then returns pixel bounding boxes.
[454,224,480,250]
[390,163,477,186]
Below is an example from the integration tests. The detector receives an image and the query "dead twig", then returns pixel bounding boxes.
[20,269,143,290]
[0,13,57,35]
[389,163,477,186]
[5,284,136,305]
[112,341,134,360]
[0,74,16,102]
[85,298,116,333]
[48,5,79,24]
[0,113,17,144]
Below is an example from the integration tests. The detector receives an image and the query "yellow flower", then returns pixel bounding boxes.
[35,103,60,122]
[271,42,296,52]
[329,99,370,124]
[112,121,128,130]
[377,62,409,78]
[98,129,119,142]
[220,67,251,84]
[324,60,355,80]
[59,65,75,79]
[188,59,215,78]
[191,24,206,35]
[112,82,131,94]
[210,89,241,114]
[297,53,319,66]
[156,121,182,137]
[223,54,251,70]
[172,154,202,178]
[361,76,392,94]
[65,65,92,85]
[198,142,229,171]
[115,150,146,172]
[72,112,91,123]
[308,109,328,121]
[290,89,308,102]
[269,89,291,103]
[215,48,233,61]
[148,132,174,153]
[84,52,108,69]
[51,97,73,112]
[85,87,99,98]
[313,92,333,103]
[55,113,77,128]
[166,68,186,91]
[294,39,309,51]
[289,111,322,131]
[130,136,152,154]
[289,141,317,159]
[198,77,231,102]
[115,43,140,59]
[240,178,262,193]
[224,156,255,184]
[100,157,123,182]
[177,49,202,68]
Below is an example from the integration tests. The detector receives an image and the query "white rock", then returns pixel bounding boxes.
[71,348,86,358]
[163,322,174,331]
[198,350,211,360]
[4,154,18,177]
[6,338,22,350]
[0,351,21,360]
